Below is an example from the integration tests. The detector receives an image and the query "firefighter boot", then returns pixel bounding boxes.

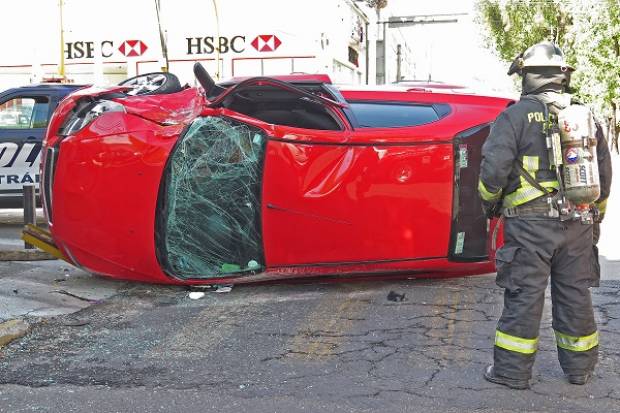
[567,373,591,385]
[483,365,530,390]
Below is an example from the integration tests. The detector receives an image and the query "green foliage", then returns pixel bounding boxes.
[477,0,573,60]
[476,0,620,151]
[366,0,387,9]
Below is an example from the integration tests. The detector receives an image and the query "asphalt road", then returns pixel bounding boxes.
[1,275,619,413]
[1,205,619,413]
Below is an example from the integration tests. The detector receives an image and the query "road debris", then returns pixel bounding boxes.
[0,319,30,347]
[215,285,233,293]
[387,291,406,302]
[188,291,206,300]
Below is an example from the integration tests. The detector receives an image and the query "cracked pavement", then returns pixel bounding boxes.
[0,275,619,413]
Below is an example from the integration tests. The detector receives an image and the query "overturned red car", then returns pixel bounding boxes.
[34,65,512,285]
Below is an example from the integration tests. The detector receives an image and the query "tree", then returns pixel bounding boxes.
[571,0,620,152]
[366,0,387,9]
[476,0,619,152]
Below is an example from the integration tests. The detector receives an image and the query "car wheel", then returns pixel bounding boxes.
[118,72,183,96]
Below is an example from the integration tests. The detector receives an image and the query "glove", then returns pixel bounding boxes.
[594,212,604,224]
[591,205,604,223]
[482,200,502,219]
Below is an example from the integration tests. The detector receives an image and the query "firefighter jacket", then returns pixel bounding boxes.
[478,95,612,212]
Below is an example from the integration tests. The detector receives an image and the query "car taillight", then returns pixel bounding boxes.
[43,146,58,223]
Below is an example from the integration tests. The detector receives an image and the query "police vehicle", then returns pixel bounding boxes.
[0,84,83,207]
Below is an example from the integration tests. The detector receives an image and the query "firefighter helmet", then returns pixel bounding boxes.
[507,41,574,75]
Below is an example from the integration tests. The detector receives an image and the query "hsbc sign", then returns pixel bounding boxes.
[118,40,148,57]
[250,35,281,52]
[186,34,283,55]
[65,39,149,60]
[65,34,285,59]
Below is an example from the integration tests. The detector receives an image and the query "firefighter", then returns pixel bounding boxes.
[478,41,612,389]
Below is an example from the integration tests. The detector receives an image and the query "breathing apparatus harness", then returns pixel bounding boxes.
[502,97,601,224]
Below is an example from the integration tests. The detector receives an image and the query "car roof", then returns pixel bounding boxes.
[0,83,85,95]
[14,83,87,91]
[219,74,332,87]
[218,73,514,102]
[336,83,516,106]
[392,79,467,89]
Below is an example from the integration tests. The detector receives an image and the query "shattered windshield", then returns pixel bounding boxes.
[157,116,266,279]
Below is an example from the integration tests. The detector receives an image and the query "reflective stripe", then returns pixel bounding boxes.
[503,180,559,207]
[595,198,607,214]
[478,179,502,202]
[495,330,539,354]
[503,156,558,208]
[523,155,539,172]
[555,330,599,352]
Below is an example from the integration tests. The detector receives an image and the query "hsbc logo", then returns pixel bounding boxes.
[251,35,281,52]
[66,34,286,59]
[65,39,149,59]
[118,40,148,57]
[185,34,284,55]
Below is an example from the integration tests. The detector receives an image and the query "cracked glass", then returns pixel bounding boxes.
[158,116,265,279]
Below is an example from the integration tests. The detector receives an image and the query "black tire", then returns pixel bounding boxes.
[118,72,183,95]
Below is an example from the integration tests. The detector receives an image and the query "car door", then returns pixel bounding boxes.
[262,98,454,266]
[0,91,51,201]
[157,77,352,280]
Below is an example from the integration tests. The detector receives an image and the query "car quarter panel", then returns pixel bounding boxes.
[260,92,510,268]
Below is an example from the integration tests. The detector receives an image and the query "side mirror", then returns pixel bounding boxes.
[193,62,225,99]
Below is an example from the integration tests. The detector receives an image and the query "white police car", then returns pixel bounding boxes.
[0,84,83,207]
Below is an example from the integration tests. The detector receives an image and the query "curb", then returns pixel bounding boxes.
[0,249,56,261]
[0,319,30,348]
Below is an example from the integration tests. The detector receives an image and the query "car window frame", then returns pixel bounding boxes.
[0,94,51,131]
[344,99,451,130]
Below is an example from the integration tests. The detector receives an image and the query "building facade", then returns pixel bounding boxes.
[0,0,416,89]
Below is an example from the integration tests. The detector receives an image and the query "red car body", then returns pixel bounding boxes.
[40,74,511,285]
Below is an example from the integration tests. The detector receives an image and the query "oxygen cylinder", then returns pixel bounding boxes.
[557,105,600,205]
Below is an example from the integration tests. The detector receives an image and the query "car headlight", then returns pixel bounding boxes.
[59,100,126,136]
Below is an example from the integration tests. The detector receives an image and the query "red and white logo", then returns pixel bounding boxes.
[565,148,580,164]
[250,35,282,52]
[118,40,148,57]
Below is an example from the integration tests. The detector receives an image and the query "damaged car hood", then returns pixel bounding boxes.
[116,87,205,125]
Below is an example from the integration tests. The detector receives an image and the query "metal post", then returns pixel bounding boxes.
[155,0,169,72]
[382,20,387,85]
[396,44,402,83]
[58,0,65,79]
[365,21,369,85]
[211,0,221,80]
[23,185,36,249]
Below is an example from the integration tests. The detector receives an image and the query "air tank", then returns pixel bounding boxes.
[558,105,600,205]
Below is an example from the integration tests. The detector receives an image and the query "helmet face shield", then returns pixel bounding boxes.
[521,66,571,94]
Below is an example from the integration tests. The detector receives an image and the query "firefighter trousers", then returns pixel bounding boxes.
[493,216,599,380]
